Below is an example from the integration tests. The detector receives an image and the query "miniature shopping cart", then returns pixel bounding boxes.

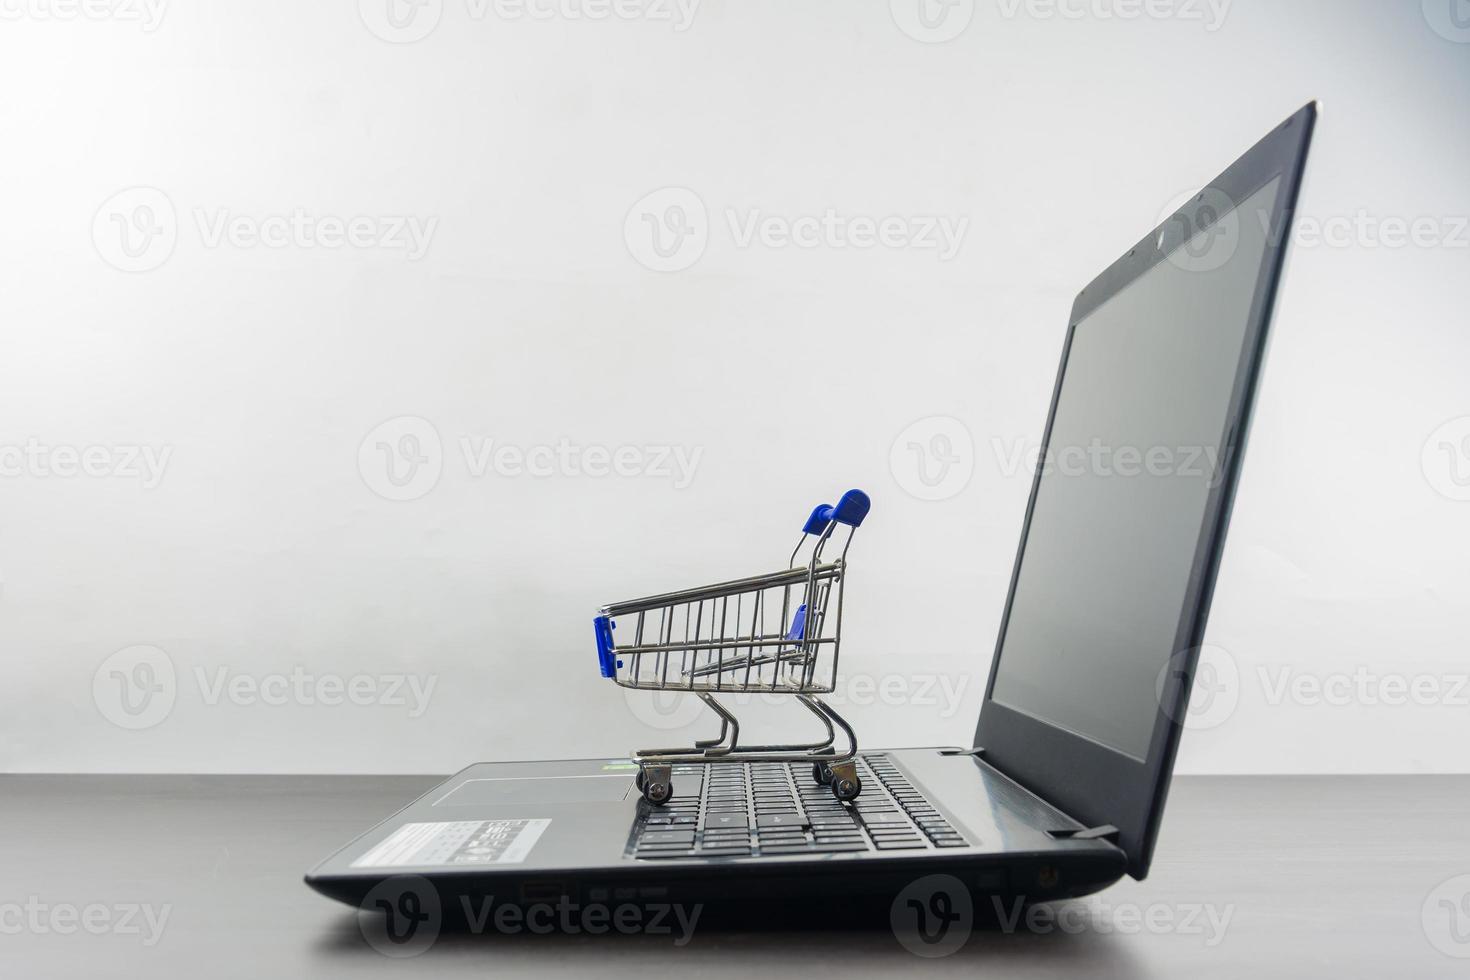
[594,489,871,806]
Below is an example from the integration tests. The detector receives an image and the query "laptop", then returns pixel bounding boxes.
[306,102,1317,924]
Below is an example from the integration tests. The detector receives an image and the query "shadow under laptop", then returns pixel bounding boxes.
[313,892,1153,971]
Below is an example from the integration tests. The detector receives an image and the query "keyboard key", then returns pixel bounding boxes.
[640,830,695,846]
[873,839,926,850]
[703,812,749,830]
[756,813,808,830]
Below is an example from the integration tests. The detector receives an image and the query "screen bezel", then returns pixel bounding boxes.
[974,103,1317,880]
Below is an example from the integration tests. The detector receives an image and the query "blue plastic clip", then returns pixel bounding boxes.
[594,615,618,678]
[786,604,808,641]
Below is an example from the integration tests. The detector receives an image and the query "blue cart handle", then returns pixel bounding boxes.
[801,489,871,536]
[802,504,834,536]
[830,489,870,528]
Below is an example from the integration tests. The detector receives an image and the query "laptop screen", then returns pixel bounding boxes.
[988,176,1283,762]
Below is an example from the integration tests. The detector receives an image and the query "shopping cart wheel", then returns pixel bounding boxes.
[635,768,647,792]
[812,761,833,785]
[640,764,673,805]
[828,761,861,802]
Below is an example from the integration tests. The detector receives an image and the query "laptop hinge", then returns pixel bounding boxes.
[938,746,986,759]
[1047,823,1120,842]
[944,748,1120,844]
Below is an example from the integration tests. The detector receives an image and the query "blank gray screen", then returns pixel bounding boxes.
[989,177,1282,761]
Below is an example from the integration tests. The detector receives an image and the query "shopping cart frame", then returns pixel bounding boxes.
[595,490,872,805]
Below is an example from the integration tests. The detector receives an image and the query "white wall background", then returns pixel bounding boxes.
[1,0,1466,775]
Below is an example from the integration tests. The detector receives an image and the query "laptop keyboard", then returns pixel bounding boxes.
[629,754,968,860]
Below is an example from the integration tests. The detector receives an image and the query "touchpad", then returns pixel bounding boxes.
[435,775,633,806]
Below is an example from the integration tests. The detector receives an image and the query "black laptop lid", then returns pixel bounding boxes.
[975,104,1317,879]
